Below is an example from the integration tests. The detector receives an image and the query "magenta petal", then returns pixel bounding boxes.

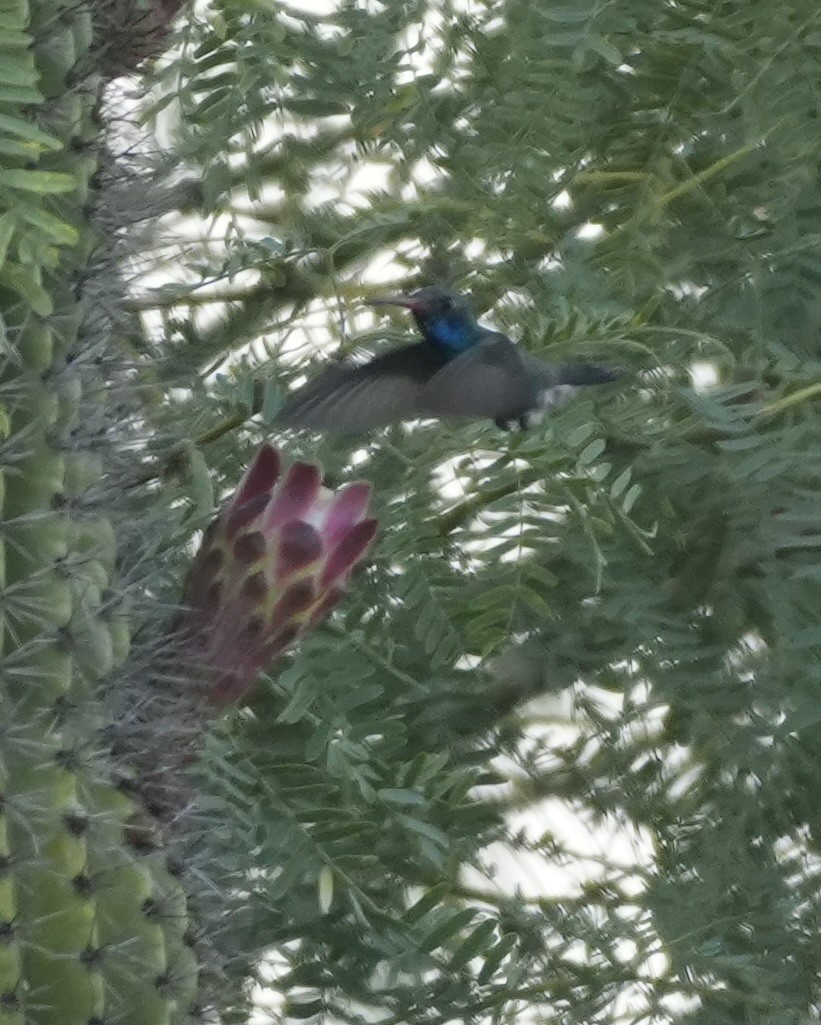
[265,463,323,529]
[321,482,372,545]
[277,521,322,579]
[225,492,268,540]
[224,447,281,538]
[320,518,377,587]
[231,445,281,512]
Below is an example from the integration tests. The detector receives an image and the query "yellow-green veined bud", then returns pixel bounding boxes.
[178,445,377,705]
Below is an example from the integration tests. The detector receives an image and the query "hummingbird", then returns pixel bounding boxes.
[277,285,620,434]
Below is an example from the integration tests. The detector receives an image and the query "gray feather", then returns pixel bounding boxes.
[277,342,447,434]
[420,334,539,421]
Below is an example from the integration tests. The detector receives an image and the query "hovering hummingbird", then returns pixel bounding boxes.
[277,285,620,433]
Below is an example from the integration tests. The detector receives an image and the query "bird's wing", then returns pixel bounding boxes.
[277,342,448,434]
[420,333,539,421]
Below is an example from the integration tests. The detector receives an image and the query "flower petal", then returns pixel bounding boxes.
[265,462,323,528]
[231,445,281,511]
[224,446,281,537]
[321,481,372,545]
[225,492,268,541]
[321,518,378,587]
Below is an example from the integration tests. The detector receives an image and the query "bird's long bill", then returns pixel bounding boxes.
[366,294,419,310]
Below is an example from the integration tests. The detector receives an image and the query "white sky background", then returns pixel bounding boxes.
[127,0,733,1019]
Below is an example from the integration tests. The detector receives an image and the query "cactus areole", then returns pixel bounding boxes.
[178,445,377,705]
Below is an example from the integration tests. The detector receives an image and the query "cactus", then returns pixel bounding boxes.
[0,0,205,1013]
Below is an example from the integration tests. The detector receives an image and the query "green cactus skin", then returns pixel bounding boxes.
[0,814,22,1025]
[87,784,197,1025]
[0,0,198,1021]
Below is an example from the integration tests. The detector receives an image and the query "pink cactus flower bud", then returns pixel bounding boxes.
[179,445,377,705]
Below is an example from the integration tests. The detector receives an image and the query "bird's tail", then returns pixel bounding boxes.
[531,361,623,417]
[556,363,622,386]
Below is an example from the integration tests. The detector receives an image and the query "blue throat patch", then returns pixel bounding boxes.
[426,315,477,356]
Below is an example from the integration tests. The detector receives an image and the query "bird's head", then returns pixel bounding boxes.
[369,285,480,355]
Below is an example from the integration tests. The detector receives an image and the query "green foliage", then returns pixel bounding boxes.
[117,0,821,1022]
